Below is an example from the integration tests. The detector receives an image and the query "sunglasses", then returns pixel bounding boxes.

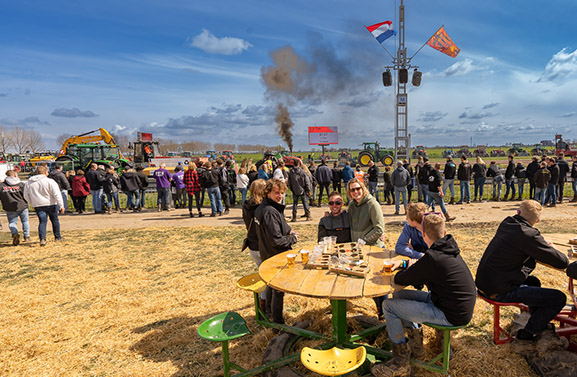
[421,212,442,233]
[349,186,362,192]
[329,200,343,205]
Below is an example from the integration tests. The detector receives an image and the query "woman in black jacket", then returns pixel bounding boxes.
[472,157,487,202]
[103,167,121,213]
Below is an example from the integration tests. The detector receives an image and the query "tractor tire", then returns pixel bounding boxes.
[381,155,394,167]
[358,151,373,167]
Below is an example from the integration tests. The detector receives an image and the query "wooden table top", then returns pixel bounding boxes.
[259,244,404,300]
[543,233,577,250]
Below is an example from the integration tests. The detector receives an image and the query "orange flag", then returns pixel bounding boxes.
[426,26,460,58]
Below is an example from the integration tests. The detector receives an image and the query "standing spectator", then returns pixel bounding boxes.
[443,156,457,204]
[216,159,230,214]
[71,170,90,213]
[66,170,75,212]
[23,166,64,246]
[486,161,503,201]
[457,156,472,204]
[257,163,270,180]
[0,170,30,245]
[472,157,487,202]
[556,152,570,203]
[534,161,550,204]
[255,178,299,325]
[236,167,250,205]
[195,162,207,211]
[428,163,455,221]
[403,159,414,202]
[342,162,354,204]
[366,160,380,202]
[353,164,365,182]
[308,160,318,207]
[383,166,394,205]
[202,161,223,217]
[315,159,332,206]
[331,162,342,194]
[225,160,237,207]
[544,157,559,207]
[414,156,424,202]
[247,164,259,186]
[287,159,312,221]
[570,155,577,203]
[391,161,411,215]
[503,155,516,200]
[120,166,141,212]
[135,166,149,209]
[154,163,173,211]
[103,167,121,213]
[417,157,432,206]
[183,162,203,218]
[273,160,288,204]
[172,166,187,209]
[515,162,527,200]
[85,163,105,213]
[526,156,540,200]
[49,163,71,213]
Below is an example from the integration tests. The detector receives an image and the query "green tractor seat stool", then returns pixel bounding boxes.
[301,346,367,376]
[414,322,468,375]
[197,311,251,377]
[237,273,269,323]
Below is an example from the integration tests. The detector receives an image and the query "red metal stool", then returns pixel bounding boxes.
[477,292,528,345]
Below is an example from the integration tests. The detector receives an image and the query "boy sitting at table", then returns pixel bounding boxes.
[476,200,569,353]
[372,213,476,377]
[395,202,428,259]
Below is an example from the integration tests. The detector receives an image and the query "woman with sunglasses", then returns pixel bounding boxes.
[318,191,350,243]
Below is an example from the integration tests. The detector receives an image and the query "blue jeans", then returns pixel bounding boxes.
[157,187,171,209]
[573,179,577,196]
[420,184,429,204]
[139,189,146,208]
[474,177,485,200]
[126,190,140,209]
[228,186,237,206]
[544,183,557,205]
[394,186,407,213]
[382,290,453,344]
[505,178,516,199]
[34,205,61,241]
[6,209,30,237]
[492,179,502,198]
[292,193,310,216]
[535,187,547,204]
[517,178,526,199]
[494,284,566,335]
[90,189,103,212]
[207,186,223,214]
[238,187,248,204]
[459,181,470,202]
[442,179,455,201]
[106,192,120,209]
[368,181,379,202]
[429,191,447,213]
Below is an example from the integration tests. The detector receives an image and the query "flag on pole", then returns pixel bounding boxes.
[366,21,396,44]
[426,26,460,58]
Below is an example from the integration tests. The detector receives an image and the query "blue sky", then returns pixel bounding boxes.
[1,0,577,151]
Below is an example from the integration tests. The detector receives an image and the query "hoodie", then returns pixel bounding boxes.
[341,165,354,183]
[23,174,64,208]
[394,235,477,326]
[348,193,384,247]
[0,176,28,212]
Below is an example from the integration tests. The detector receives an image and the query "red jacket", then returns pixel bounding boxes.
[71,175,91,196]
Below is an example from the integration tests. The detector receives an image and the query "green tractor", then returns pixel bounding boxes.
[358,142,394,167]
[507,143,529,156]
[56,144,131,172]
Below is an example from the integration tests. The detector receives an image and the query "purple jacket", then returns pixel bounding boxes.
[172,171,186,189]
[153,168,172,188]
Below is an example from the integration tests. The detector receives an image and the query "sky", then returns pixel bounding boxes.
[1,0,577,152]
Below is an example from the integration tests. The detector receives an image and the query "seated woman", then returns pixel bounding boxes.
[318,191,351,243]
[395,202,428,259]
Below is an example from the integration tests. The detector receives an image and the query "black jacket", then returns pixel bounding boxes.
[548,163,559,185]
[526,160,540,182]
[534,167,551,189]
[136,171,149,189]
[331,167,342,184]
[85,169,104,190]
[417,163,432,185]
[571,161,577,179]
[457,161,471,181]
[476,215,568,296]
[288,166,311,196]
[318,211,351,243]
[557,158,569,182]
[472,163,487,179]
[49,170,71,191]
[367,165,379,182]
[120,171,141,192]
[202,168,221,189]
[394,235,476,326]
[242,199,260,251]
[514,164,527,179]
[505,161,515,179]
[486,164,501,179]
[102,173,120,194]
[0,178,28,212]
[443,160,456,180]
[427,169,442,193]
[255,197,297,261]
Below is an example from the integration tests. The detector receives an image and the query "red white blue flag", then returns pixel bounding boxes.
[366,21,396,44]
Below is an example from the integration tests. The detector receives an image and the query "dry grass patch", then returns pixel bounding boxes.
[1,220,576,376]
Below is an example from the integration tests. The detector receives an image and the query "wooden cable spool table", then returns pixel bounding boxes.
[259,243,405,351]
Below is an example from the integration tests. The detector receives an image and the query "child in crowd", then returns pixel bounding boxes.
[395,202,428,259]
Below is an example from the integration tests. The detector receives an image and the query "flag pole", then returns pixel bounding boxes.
[364,25,395,60]
[409,24,444,60]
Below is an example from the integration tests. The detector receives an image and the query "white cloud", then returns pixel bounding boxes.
[189,29,253,55]
[538,48,577,82]
[51,107,99,118]
[441,58,479,77]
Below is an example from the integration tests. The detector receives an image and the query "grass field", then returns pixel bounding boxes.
[1,219,576,376]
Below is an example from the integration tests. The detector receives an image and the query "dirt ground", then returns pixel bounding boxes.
[27,199,576,234]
